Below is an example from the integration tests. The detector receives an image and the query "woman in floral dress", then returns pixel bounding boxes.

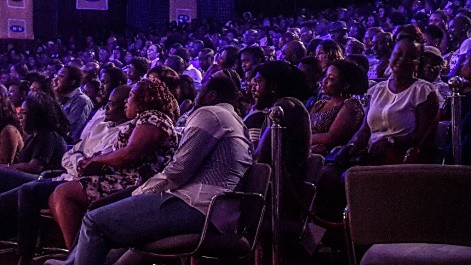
[48,78,180,250]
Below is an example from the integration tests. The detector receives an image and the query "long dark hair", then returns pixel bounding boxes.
[0,87,21,131]
[23,93,70,137]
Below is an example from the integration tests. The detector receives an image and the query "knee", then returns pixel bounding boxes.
[17,181,39,199]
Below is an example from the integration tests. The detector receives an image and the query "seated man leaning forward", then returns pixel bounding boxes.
[54,75,253,265]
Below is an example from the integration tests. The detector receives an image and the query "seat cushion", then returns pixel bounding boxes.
[141,233,250,258]
[360,243,471,265]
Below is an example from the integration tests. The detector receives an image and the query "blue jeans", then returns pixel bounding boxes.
[0,166,38,193]
[66,194,207,265]
[0,179,65,255]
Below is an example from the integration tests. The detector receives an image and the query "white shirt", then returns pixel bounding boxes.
[55,108,131,181]
[367,79,435,147]
[183,64,203,89]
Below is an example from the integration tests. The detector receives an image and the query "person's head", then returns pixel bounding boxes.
[363,27,384,54]
[125,79,179,122]
[0,70,10,85]
[104,84,131,123]
[81,62,100,82]
[321,60,368,98]
[315,40,344,72]
[82,79,101,106]
[194,75,240,108]
[298,56,323,92]
[198,48,215,72]
[99,67,127,107]
[174,47,191,66]
[53,66,82,94]
[345,38,365,56]
[217,45,240,69]
[345,54,370,72]
[8,80,30,107]
[420,46,444,82]
[389,38,424,79]
[46,60,64,78]
[20,93,69,136]
[239,46,266,73]
[372,32,393,58]
[28,72,55,98]
[430,11,448,29]
[83,50,96,63]
[393,24,425,44]
[124,51,134,65]
[98,48,110,63]
[178,74,197,102]
[147,44,159,61]
[449,15,471,44]
[243,29,259,46]
[0,87,20,131]
[188,40,204,58]
[329,21,349,44]
[164,55,186,74]
[147,65,181,101]
[349,22,366,41]
[281,40,307,66]
[423,24,444,48]
[367,14,379,28]
[412,12,429,30]
[300,26,315,45]
[127,57,150,82]
[10,63,28,80]
[253,61,309,110]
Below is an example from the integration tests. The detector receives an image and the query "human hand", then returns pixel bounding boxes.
[368,138,390,158]
[77,157,95,177]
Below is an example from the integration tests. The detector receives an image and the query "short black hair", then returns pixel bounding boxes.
[203,75,240,107]
[130,57,150,77]
[64,65,83,88]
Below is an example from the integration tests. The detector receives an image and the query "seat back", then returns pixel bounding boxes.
[305,153,325,185]
[238,163,271,247]
[345,164,471,246]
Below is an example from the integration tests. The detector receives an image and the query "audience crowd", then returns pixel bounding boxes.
[1,0,471,264]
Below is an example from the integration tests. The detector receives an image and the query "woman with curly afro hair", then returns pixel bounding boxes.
[47,78,180,253]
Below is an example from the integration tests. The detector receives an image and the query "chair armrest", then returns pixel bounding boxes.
[193,191,266,255]
[37,169,66,180]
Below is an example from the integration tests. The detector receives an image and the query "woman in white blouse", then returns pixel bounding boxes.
[341,37,439,165]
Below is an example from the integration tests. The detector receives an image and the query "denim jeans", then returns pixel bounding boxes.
[0,179,65,256]
[66,193,207,265]
[0,166,38,193]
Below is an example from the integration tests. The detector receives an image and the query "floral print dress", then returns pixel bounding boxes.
[80,110,178,202]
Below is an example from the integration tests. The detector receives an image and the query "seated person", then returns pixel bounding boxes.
[48,75,253,265]
[315,38,439,222]
[0,93,68,193]
[53,66,94,144]
[253,61,311,223]
[0,85,131,265]
[310,60,366,155]
[48,79,179,253]
[418,46,449,107]
[0,88,24,165]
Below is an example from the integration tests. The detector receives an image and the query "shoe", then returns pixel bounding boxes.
[44,259,67,265]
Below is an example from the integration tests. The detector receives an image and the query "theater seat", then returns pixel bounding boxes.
[115,163,271,265]
[343,165,471,265]
[360,243,471,265]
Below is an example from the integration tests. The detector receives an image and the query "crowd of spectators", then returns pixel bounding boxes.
[1,0,471,264]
